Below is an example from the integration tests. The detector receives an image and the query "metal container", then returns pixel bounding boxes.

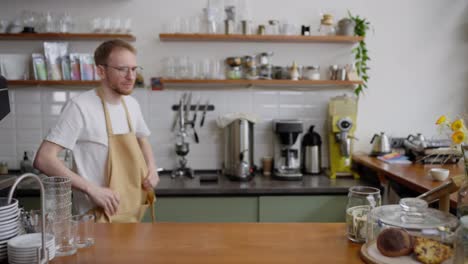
[223,119,255,181]
[302,125,322,174]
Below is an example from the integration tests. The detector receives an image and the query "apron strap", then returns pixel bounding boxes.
[96,87,134,135]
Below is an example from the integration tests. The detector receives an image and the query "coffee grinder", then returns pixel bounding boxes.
[328,94,359,179]
[273,120,303,180]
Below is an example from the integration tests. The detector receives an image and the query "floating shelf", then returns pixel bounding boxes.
[0,33,136,41]
[7,80,101,87]
[159,34,363,43]
[160,79,362,87]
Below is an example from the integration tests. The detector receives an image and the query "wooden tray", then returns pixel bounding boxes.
[360,242,452,264]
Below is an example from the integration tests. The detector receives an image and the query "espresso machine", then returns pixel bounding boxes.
[273,120,303,180]
[328,95,359,179]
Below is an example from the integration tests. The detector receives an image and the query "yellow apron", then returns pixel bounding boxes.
[92,88,155,223]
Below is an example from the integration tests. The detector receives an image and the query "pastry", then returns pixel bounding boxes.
[413,237,453,264]
[376,227,413,257]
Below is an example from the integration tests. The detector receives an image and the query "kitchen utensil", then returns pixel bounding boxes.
[184,92,192,123]
[191,100,200,143]
[200,100,209,127]
[370,132,391,156]
[171,93,185,132]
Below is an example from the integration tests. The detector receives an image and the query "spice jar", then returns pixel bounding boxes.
[304,65,320,80]
[272,66,283,79]
[318,14,335,36]
[226,66,242,80]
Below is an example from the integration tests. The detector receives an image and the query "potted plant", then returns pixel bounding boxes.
[348,11,371,97]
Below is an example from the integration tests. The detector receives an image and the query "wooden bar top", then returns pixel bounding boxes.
[51,223,362,264]
[353,153,465,207]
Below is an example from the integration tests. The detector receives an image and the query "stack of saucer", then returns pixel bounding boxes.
[7,233,55,263]
[0,198,20,262]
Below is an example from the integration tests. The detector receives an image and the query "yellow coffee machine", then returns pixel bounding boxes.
[328,94,359,179]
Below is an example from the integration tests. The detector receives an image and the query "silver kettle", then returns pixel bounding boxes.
[370,132,391,156]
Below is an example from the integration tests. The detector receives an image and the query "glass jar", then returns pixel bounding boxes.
[304,66,320,80]
[226,66,242,80]
[456,145,468,218]
[365,198,460,263]
[244,66,258,80]
[346,186,381,243]
[272,66,283,79]
[318,14,335,36]
[455,216,468,263]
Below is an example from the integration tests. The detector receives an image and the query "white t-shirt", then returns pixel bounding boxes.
[45,89,150,214]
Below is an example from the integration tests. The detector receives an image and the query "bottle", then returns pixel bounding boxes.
[20,151,33,173]
[301,125,322,174]
[290,61,299,81]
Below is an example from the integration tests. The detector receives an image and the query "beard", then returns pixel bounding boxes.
[110,82,134,96]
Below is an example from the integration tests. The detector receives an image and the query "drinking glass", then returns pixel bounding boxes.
[72,214,95,248]
[346,186,381,243]
[123,18,132,33]
[53,217,78,256]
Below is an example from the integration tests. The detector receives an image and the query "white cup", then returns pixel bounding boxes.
[429,168,450,181]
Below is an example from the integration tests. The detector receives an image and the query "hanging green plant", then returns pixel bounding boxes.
[348,11,371,97]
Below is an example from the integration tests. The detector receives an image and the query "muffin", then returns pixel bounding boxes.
[376,227,413,257]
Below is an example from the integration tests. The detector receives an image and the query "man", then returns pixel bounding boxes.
[34,39,159,222]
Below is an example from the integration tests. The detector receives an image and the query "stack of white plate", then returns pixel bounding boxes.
[8,233,55,264]
[0,198,20,262]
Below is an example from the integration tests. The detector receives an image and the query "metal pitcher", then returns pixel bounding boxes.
[370,132,391,156]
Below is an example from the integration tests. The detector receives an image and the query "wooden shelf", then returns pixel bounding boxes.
[160,79,362,87]
[7,80,100,87]
[0,33,136,41]
[159,34,363,43]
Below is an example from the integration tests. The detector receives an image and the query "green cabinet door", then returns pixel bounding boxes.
[143,196,259,222]
[259,195,347,222]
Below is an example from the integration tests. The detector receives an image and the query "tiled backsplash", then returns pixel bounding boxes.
[0,87,353,171]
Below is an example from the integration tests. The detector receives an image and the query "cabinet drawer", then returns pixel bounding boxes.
[259,195,347,222]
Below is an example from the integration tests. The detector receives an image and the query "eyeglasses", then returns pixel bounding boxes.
[101,64,143,76]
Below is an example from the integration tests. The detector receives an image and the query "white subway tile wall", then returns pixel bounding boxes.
[0,87,353,170]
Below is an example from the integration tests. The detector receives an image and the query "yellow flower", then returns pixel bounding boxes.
[452,130,466,144]
[451,119,465,131]
[436,115,447,125]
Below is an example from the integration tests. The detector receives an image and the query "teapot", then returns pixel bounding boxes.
[370,132,391,156]
[407,133,427,149]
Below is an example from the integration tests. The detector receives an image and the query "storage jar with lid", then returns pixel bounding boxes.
[346,186,381,243]
[304,66,320,80]
[363,198,460,263]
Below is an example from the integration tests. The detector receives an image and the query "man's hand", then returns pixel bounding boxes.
[87,185,120,216]
[142,169,160,191]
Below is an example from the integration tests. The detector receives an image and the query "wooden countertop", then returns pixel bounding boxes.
[353,153,465,207]
[51,223,362,264]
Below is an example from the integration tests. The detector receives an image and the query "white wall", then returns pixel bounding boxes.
[0,0,467,171]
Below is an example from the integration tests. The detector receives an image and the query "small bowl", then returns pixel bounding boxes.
[429,168,450,181]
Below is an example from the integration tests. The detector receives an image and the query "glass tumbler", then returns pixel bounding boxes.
[346,186,381,243]
[72,214,95,248]
[53,217,78,256]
